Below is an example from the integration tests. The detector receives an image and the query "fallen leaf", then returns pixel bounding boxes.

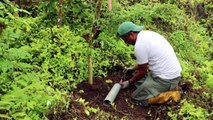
[105,79,113,83]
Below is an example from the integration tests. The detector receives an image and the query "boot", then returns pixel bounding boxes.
[148,90,182,104]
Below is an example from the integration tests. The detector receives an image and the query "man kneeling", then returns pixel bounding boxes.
[117,21,182,106]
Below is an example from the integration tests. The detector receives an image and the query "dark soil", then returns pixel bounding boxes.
[72,67,152,120]
[71,66,182,120]
[48,66,212,120]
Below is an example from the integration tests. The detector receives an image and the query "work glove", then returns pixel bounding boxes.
[119,80,130,89]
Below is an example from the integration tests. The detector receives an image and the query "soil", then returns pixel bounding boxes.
[47,66,212,120]
[72,66,153,120]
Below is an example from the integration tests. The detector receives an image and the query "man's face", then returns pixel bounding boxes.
[121,32,136,45]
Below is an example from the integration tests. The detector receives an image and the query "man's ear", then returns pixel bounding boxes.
[129,32,136,39]
[129,32,134,38]
[132,32,137,40]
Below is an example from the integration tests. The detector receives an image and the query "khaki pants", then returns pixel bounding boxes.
[131,73,181,101]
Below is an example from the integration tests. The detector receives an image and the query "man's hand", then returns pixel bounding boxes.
[119,80,130,89]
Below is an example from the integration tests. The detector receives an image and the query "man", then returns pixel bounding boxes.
[117,21,182,106]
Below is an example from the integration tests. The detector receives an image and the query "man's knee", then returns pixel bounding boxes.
[131,89,153,101]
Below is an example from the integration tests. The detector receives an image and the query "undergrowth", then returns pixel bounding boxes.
[0,0,212,119]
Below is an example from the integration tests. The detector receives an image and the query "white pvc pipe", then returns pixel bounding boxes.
[103,83,121,106]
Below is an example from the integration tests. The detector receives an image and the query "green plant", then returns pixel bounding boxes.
[179,100,209,120]
[76,98,99,116]
[168,99,210,120]
[0,80,63,120]
[0,0,212,119]
[0,43,64,119]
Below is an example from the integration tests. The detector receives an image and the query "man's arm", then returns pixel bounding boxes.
[129,63,148,84]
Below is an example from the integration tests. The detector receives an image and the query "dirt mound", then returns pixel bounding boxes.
[48,67,208,120]
[71,67,172,119]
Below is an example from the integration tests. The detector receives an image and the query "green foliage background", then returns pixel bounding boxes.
[0,0,212,119]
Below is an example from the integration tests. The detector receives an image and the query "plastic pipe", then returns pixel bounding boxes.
[103,83,121,106]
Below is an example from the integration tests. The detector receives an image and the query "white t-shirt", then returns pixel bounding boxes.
[134,30,182,79]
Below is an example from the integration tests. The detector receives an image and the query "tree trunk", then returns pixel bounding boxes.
[108,0,112,11]
[57,0,63,28]
[88,0,103,84]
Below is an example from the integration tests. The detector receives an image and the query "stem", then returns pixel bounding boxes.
[88,0,103,85]
[88,55,93,84]
[57,0,63,28]
[108,0,112,11]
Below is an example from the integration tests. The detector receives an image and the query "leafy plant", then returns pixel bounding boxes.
[168,99,210,120]
[0,0,212,119]
[179,100,209,120]
[76,98,99,116]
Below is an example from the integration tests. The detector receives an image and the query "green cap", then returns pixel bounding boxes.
[117,21,143,37]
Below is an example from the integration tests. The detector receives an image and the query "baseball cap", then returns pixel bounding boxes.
[117,21,143,37]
